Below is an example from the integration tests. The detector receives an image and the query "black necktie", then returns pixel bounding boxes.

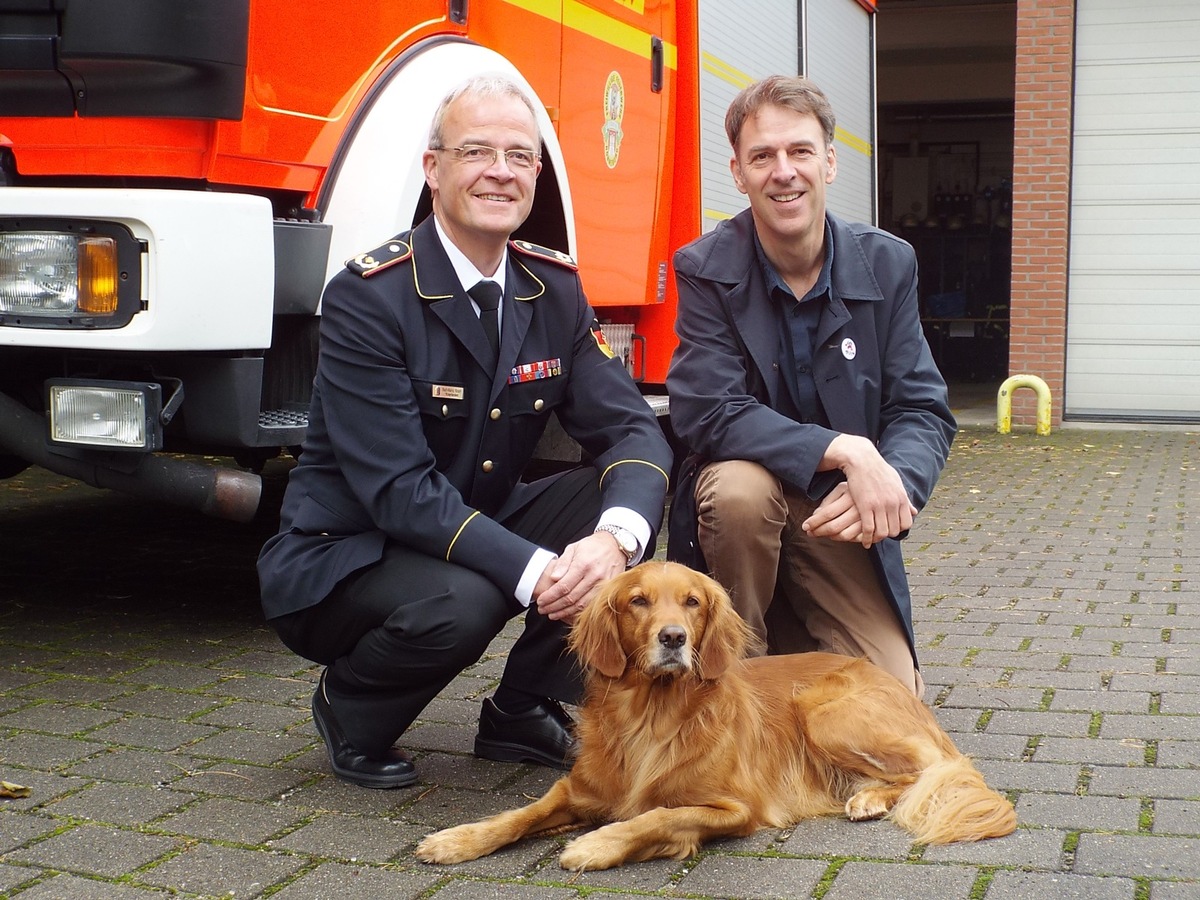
[469,280,502,363]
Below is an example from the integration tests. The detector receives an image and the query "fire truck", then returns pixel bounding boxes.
[0,0,877,521]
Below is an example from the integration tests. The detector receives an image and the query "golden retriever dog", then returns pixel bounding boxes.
[416,562,1015,871]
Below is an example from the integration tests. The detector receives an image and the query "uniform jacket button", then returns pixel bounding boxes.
[533,398,545,411]
[441,404,449,417]
[490,408,501,420]
[481,460,494,473]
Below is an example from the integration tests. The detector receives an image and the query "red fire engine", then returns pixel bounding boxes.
[0,0,877,519]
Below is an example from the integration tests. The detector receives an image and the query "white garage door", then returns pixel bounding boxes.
[1067,0,1200,420]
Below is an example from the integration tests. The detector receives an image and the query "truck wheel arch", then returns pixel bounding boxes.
[316,37,574,292]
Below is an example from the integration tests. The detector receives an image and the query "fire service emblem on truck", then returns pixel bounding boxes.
[602,71,625,169]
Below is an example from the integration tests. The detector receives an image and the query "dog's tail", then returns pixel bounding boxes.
[889,757,1016,844]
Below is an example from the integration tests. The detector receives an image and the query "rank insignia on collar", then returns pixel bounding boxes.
[509,239,578,271]
[346,236,413,277]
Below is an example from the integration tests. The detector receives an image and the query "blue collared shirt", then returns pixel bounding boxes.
[753,218,834,427]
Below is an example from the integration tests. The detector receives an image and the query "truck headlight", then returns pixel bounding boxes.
[47,380,163,451]
[0,221,142,328]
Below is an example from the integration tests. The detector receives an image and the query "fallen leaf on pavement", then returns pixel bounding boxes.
[1,780,31,799]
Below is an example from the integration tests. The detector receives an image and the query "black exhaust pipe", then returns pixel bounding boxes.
[0,391,261,522]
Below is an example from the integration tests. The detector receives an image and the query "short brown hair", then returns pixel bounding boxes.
[724,75,836,152]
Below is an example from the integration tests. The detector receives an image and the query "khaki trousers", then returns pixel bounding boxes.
[695,459,923,697]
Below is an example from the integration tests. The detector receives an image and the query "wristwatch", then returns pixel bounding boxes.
[595,524,639,566]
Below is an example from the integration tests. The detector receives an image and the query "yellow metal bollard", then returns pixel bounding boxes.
[997,375,1052,436]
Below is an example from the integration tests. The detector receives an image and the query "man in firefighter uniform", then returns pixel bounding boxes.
[258,76,671,788]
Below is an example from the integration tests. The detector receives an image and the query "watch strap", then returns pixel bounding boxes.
[594,523,639,565]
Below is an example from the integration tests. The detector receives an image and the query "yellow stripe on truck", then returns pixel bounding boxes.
[835,126,873,158]
[703,208,736,223]
[700,51,754,89]
[500,0,677,69]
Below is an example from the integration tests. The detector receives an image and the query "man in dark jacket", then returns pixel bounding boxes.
[259,76,671,788]
[666,76,954,696]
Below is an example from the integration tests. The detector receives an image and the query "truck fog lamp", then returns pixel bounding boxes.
[47,380,163,450]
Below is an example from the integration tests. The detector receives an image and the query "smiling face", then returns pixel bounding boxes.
[730,103,836,263]
[423,91,542,273]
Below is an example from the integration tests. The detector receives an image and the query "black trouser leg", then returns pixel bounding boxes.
[273,543,512,756]
[270,467,602,754]
[498,468,602,703]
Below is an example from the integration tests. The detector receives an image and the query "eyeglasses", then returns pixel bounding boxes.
[433,144,541,170]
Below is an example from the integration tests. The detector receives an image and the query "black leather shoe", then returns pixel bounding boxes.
[311,674,417,789]
[474,697,577,770]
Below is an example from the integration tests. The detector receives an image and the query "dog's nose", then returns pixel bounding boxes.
[658,625,687,650]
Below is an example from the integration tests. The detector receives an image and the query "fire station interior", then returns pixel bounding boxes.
[874,0,1017,404]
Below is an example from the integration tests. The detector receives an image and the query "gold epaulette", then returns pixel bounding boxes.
[509,239,577,271]
[346,236,413,277]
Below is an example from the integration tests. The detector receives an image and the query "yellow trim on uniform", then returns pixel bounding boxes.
[598,458,669,490]
[513,260,546,302]
[500,0,677,69]
[511,238,577,269]
[410,241,454,301]
[446,510,481,561]
[348,236,412,277]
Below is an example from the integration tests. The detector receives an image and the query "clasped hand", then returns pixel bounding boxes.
[532,532,627,622]
[803,435,916,548]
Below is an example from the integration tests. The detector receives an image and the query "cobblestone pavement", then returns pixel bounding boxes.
[1,424,1197,899]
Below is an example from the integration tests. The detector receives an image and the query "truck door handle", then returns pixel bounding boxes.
[650,36,664,93]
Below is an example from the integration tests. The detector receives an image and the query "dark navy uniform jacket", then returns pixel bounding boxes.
[259,216,672,620]
[666,209,956,655]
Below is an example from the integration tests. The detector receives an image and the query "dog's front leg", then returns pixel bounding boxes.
[559,801,753,871]
[417,778,586,864]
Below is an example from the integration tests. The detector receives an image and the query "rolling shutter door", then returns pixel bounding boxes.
[1067,0,1200,420]
[697,0,800,230]
[804,0,877,225]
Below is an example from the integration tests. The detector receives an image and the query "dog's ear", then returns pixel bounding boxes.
[569,575,627,679]
[696,573,751,679]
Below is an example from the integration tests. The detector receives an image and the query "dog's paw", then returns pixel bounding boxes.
[845,789,889,822]
[559,831,625,871]
[415,826,486,864]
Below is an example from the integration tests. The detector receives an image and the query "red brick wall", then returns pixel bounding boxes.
[1009,0,1074,425]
